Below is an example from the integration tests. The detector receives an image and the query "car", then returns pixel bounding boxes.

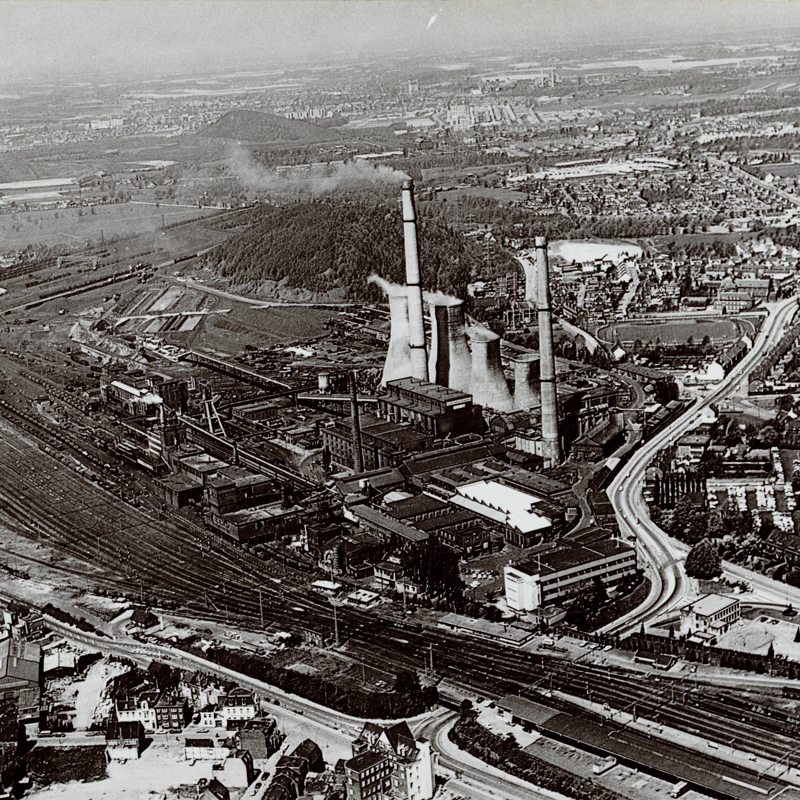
[168,728,181,734]
[476,696,485,704]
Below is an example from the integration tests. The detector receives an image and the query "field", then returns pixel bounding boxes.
[599,317,741,345]
[0,202,223,251]
[550,239,642,264]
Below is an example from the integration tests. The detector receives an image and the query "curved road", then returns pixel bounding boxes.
[604,296,800,635]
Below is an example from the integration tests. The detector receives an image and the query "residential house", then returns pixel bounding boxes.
[236,717,284,769]
[154,693,189,731]
[0,638,41,720]
[201,777,231,800]
[185,737,229,764]
[221,688,257,728]
[106,719,146,760]
[346,721,435,800]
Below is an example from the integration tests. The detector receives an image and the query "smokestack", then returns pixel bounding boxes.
[521,253,538,303]
[349,372,364,473]
[428,300,472,393]
[512,354,540,411]
[468,330,512,412]
[381,293,412,387]
[402,180,428,381]
[536,236,561,464]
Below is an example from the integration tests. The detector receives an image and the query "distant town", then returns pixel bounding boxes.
[7,14,800,800]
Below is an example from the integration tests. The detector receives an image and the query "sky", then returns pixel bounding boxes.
[2,1,800,83]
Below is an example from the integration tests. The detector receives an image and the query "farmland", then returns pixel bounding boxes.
[0,202,223,251]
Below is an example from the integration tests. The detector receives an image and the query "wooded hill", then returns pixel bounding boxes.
[199,109,341,144]
[209,197,483,299]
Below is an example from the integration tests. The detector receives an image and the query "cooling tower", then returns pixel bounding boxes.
[512,353,540,411]
[535,236,561,464]
[401,180,429,381]
[428,300,472,393]
[468,329,512,412]
[381,293,412,387]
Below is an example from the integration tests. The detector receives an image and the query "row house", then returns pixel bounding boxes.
[198,689,258,729]
[115,691,189,732]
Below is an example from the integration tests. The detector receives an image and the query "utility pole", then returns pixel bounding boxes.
[258,587,264,628]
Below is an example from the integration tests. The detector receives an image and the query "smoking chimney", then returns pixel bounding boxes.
[349,372,364,473]
[535,236,561,464]
[381,293,412,387]
[428,300,472,393]
[402,180,429,381]
[512,353,540,411]
[468,329,512,412]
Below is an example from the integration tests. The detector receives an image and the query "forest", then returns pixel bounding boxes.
[207,195,486,300]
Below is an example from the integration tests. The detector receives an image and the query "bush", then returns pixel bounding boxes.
[449,719,623,800]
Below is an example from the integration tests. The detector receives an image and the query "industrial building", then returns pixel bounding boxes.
[378,378,484,439]
[504,540,637,611]
[450,479,563,548]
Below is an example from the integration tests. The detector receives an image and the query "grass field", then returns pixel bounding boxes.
[600,317,740,345]
[0,202,223,251]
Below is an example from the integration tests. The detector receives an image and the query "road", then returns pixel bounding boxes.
[414,710,571,800]
[605,295,800,635]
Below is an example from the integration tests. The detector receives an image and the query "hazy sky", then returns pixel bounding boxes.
[2,1,800,83]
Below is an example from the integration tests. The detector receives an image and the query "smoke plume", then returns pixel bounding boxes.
[467,324,499,343]
[140,391,163,406]
[424,290,462,307]
[229,143,409,197]
[368,274,409,297]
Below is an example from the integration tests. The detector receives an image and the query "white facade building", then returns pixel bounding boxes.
[504,540,637,611]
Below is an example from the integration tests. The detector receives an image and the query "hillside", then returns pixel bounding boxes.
[208,198,482,300]
[198,109,341,144]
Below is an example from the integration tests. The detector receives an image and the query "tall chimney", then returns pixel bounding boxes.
[521,252,538,303]
[512,353,540,411]
[349,372,364,473]
[402,180,429,381]
[536,236,561,464]
[468,329,512,412]
[428,300,472,393]
[381,293,412,387]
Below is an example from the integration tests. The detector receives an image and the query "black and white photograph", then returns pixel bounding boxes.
[4,0,800,797]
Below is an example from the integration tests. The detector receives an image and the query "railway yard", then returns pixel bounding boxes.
[2,221,800,800]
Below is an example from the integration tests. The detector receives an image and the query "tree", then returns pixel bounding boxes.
[768,643,775,660]
[684,539,722,579]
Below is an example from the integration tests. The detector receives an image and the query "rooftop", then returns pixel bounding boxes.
[386,377,472,405]
[683,594,739,617]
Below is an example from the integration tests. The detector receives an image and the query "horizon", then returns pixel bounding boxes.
[3,0,800,85]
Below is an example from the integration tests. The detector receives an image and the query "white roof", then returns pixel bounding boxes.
[110,380,142,396]
[451,480,551,534]
[686,594,738,617]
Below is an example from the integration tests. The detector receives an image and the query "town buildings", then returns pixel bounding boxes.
[345,721,435,800]
[504,540,637,612]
